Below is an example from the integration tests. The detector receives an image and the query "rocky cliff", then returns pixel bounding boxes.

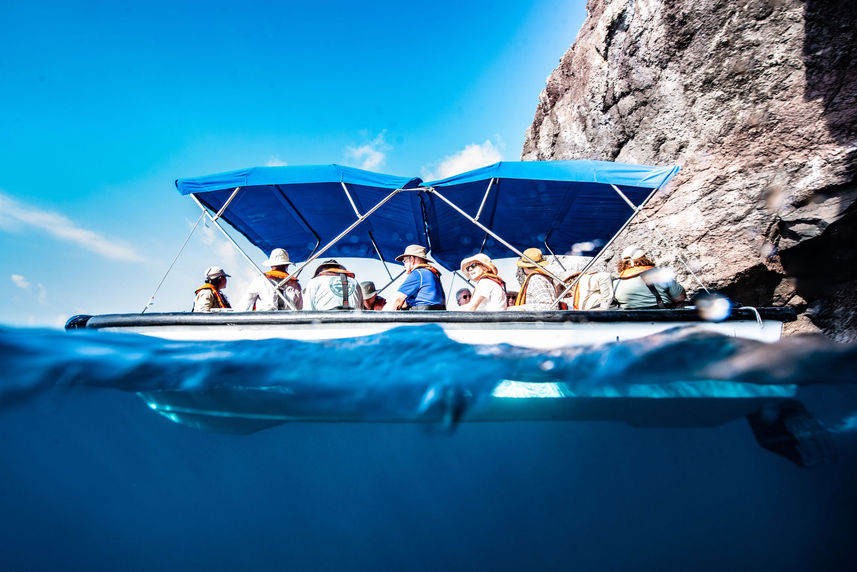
[523,0,857,341]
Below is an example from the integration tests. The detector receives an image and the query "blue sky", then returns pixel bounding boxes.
[0,0,586,326]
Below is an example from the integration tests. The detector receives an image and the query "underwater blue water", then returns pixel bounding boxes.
[1,324,856,571]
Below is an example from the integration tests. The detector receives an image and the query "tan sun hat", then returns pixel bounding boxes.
[395,244,430,262]
[264,248,291,266]
[360,281,377,298]
[621,245,647,261]
[460,253,498,275]
[516,247,549,268]
[205,266,230,279]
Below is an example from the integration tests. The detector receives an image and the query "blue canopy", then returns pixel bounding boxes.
[175,161,678,269]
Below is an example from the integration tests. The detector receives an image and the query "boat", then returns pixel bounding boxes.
[65,160,831,466]
[67,160,793,346]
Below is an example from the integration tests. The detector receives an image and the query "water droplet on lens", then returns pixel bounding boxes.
[696,293,732,322]
[539,360,555,371]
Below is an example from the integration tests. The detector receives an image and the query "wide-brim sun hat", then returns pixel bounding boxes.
[516,247,549,268]
[460,253,498,275]
[395,244,430,262]
[621,245,647,261]
[360,281,377,298]
[205,266,230,279]
[264,248,291,266]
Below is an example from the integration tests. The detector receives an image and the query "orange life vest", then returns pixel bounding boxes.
[514,268,551,306]
[618,265,655,279]
[265,270,298,284]
[411,263,442,279]
[194,284,230,309]
[561,271,594,310]
[317,268,356,279]
[477,272,506,291]
[255,270,300,311]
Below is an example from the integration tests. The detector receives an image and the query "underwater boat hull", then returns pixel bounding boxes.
[67,306,831,467]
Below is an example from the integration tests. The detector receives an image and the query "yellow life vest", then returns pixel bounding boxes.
[514,268,551,306]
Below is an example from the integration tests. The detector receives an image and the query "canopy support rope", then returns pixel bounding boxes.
[141,211,205,314]
[191,195,298,310]
[610,184,710,294]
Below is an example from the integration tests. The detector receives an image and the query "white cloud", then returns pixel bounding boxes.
[0,192,146,262]
[422,139,504,181]
[345,131,391,171]
[10,273,47,304]
[265,156,287,167]
[11,274,31,290]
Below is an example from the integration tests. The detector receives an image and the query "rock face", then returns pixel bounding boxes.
[523,0,857,341]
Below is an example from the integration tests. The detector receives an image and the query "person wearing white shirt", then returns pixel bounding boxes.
[457,253,507,311]
[239,248,303,311]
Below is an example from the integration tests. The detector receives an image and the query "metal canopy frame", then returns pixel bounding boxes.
[150,171,682,312]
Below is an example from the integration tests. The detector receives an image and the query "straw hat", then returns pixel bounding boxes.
[205,266,230,279]
[360,281,378,298]
[460,253,498,275]
[621,245,647,261]
[516,247,549,268]
[264,248,290,266]
[395,244,430,262]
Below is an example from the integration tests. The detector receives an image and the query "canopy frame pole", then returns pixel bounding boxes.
[610,184,710,294]
[289,188,405,280]
[272,185,321,258]
[212,187,241,221]
[550,180,679,308]
[376,269,406,295]
[425,187,566,284]
[141,211,205,313]
[340,181,392,280]
[340,182,362,217]
[474,178,494,221]
[191,194,298,311]
[543,230,566,271]
[550,185,654,308]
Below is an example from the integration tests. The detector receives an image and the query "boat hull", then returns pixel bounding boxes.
[71,308,793,348]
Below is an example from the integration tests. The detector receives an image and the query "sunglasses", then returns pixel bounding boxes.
[465,263,480,271]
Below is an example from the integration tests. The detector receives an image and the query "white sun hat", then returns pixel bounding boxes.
[264,248,291,266]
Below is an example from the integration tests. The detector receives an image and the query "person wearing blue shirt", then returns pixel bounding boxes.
[384,244,446,310]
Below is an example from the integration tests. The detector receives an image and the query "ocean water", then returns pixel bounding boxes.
[1,324,856,571]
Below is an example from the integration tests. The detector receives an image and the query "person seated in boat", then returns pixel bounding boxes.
[456,288,472,307]
[238,248,303,311]
[458,254,507,311]
[506,290,518,307]
[383,244,446,311]
[307,259,363,310]
[612,245,686,309]
[510,248,556,311]
[360,281,386,311]
[558,269,614,310]
[193,266,231,312]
